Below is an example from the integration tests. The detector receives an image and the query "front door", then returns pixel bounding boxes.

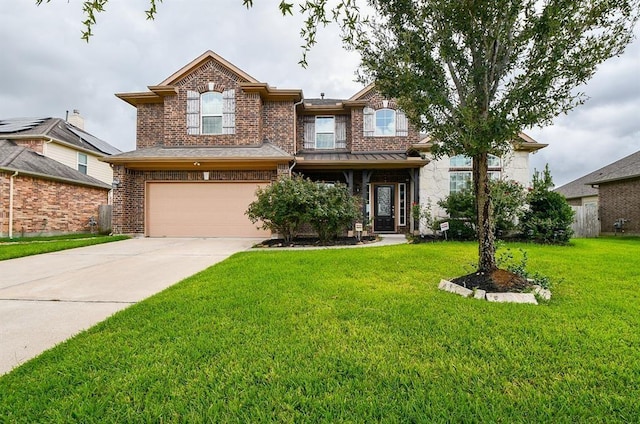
[374,184,395,232]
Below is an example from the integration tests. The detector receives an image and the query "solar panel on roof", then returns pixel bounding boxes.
[0,117,48,133]
[66,125,121,155]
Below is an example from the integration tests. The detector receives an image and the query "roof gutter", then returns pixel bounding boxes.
[0,166,110,190]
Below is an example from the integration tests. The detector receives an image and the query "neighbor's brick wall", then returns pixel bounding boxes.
[598,177,640,235]
[0,172,108,236]
[13,139,45,154]
[111,167,278,235]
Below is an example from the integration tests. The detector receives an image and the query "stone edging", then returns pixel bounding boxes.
[438,279,551,305]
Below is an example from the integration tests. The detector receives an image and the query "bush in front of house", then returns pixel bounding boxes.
[308,182,361,244]
[246,175,361,243]
[519,165,574,243]
[246,175,317,243]
[437,179,526,239]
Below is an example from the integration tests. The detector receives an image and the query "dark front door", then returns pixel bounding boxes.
[374,184,395,232]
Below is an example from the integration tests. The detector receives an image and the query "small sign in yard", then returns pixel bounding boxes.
[440,222,449,232]
[355,223,363,232]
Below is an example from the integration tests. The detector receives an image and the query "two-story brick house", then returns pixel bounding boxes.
[106,51,428,237]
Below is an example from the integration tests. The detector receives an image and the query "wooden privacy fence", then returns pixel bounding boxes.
[571,204,600,238]
[98,205,112,234]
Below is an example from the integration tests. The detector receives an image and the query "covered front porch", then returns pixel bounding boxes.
[293,151,428,234]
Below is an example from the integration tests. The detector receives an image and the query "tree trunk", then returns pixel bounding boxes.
[473,152,497,272]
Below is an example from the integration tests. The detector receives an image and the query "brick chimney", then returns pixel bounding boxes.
[67,109,85,130]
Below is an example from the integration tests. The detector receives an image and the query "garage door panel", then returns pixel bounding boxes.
[147,182,269,237]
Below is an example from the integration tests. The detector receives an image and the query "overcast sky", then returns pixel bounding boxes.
[1,1,638,188]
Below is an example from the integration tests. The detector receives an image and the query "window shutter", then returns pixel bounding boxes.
[335,115,347,148]
[186,90,200,135]
[303,116,315,150]
[396,110,408,136]
[222,89,236,135]
[363,107,375,136]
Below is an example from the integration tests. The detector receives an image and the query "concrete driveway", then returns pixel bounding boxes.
[0,237,261,375]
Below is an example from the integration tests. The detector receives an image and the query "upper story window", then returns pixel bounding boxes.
[375,109,396,136]
[303,115,347,150]
[363,107,408,137]
[186,87,235,135]
[201,92,223,134]
[315,116,335,149]
[77,152,88,175]
[450,154,501,167]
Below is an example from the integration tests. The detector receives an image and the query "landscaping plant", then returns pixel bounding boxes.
[520,165,574,243]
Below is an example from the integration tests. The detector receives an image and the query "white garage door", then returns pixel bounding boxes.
[146,182,270,237]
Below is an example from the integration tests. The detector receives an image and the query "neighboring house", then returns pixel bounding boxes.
[0,115,119,237]
[0,113,121,186]
[0,139,111,237]
[415,133,547,225]
[105,51,427,237]
[554,171,600,237]
[583,150,640,235]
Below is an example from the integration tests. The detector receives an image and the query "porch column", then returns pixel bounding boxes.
[342,170,354,194]
[362,170,373,225]
[409,168,420,233]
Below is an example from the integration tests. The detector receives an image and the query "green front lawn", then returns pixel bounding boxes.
[0,234,130,261]
[1,238,639,422]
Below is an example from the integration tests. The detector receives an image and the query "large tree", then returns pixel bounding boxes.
[43,0,640,273]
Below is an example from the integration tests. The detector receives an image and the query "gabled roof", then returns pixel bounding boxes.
[117,51,302,105]
[0,117,121,156]
[584,150,640,185]
[160,50,260,86]
[554,173,599,200]
[0,139,111,189]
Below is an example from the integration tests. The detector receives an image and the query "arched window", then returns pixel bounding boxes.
[186,87,235,135]
[375,109,395,136]
[201,92,223,134]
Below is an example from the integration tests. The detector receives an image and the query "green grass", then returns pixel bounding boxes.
[1,238,639,422]
[0,234,130,261]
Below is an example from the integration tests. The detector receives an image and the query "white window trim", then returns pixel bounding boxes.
[77,152,88,175]
[315,116,335,149]
[201,92,223,135]
[374,108,396,137]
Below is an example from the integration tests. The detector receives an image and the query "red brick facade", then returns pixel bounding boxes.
[598,177,640,235]
[111,52,424,236]
[0,172,108,236]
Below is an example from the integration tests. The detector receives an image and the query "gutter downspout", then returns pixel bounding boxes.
[292,98,304,156]
[290,98,304,177]
[9,171,18,239]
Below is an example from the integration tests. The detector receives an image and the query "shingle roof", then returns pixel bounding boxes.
[103,142,292,162]
[554,173,599,199]
[295,151,428,169]
[0,117,120,156]
[0,139,111,189]
[584,150,640,185]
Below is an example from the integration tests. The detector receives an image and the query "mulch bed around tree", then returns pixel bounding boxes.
[255,236,379,248]
[450,268,532,292]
